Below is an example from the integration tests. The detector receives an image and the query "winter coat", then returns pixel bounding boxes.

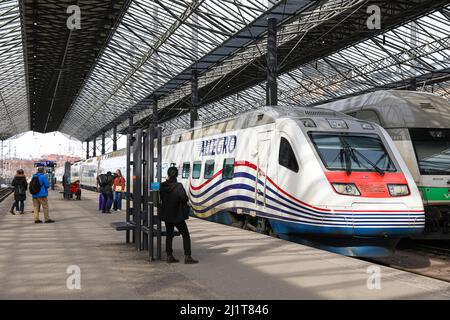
[160,179,189,223]
[113,176,126,192]
[97,173,116,193]
[11,174,28,201]
[31,173,49,198]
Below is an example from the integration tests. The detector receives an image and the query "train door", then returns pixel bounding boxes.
[256,131,272,208]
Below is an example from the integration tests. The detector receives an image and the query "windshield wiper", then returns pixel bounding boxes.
[339,137,353,176]
[341,138,385,176]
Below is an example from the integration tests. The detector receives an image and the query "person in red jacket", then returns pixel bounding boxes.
[70,180,81,200]
[112,169,125,211]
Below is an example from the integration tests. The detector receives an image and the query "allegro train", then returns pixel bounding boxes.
[64,106,426,257]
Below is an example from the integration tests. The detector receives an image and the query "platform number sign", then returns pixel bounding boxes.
[67,5,81,30]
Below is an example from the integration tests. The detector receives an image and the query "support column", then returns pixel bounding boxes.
[266,17,278,106]
[101,132,106,155]
[152,99,158,124]
[93,138,97,157]
[125,115,133,243]
[190,70,199,128]
[86,140,90,159]
[113,126,117,152]
[409,78,417,91]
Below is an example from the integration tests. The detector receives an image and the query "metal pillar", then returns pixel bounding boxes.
[113,126,117,152]
[133,128,143,251]
[126,116,133,243]
[190,70,199,128]
[86,140,89,159]
[101,132,106,155]
[409,78,417,91]
[141,130,148,250]
[266,17,278,106]
[93,138,97,157]
[147,98,162,261]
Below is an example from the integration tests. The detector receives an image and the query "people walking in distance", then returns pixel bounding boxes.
[160,167,198,264]
[29,166,54,224]
[10,169,28,215]
[97,171,116,213]
[112,169,125,211]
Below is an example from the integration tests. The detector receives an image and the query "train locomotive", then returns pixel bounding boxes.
[315,90,450,239]
[71,106,425,257]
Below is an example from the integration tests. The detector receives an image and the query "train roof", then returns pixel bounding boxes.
[163,105,351,145]
[313,90,450,129]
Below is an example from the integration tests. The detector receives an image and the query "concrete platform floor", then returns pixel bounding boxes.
[0,190,449,300]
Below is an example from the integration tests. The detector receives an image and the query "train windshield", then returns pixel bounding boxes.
[309,133,397,173]
[409,128,450,175]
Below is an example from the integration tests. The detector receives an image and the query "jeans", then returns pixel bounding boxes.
[11,200,24,212]
[165,221,191,256]
[102,191,113,212]
[113,191,123,210]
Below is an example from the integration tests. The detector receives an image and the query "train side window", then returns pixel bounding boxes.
[279,137,299,173]
[192,161,202,179]
[222,158,235,180]
[204,160,215,179]
[162,163,169,178]
[182,162,190,179]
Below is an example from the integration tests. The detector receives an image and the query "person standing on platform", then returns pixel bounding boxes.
[160,167,198,264]
[112,169,125,211]
[97,171,116,213]
[30,166,54,224]
[10,169,28,215]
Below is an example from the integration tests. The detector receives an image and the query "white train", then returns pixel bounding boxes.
[71,106,425,257]
[315,90,450,238]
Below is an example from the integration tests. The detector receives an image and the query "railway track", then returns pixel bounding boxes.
[362,240,450,283]
[0,187,13,203]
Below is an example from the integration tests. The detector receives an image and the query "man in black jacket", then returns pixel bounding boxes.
[160,167,198,264]
[97,172,116,213]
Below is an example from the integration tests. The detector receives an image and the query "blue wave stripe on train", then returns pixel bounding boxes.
[189,171,424,228]
[190,190,424,228]
[189,169,423,217]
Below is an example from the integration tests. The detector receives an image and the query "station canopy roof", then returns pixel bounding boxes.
[0,0,449,141]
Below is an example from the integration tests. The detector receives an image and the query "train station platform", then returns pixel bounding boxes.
[0,190,449,300]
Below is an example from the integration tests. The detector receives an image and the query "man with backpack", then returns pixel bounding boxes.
[97,171,116,213]
[30,166,54,224]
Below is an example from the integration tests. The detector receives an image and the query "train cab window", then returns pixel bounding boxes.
[204,160,215,179]
[192,161,202,179]
[222,158,235,180]
[182,162,191,179]
[279,137,299,173]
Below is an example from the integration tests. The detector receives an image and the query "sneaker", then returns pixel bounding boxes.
[34,220,42,224]
[45,219,55,223]
[184,255,199,264]
[167,255,179,263]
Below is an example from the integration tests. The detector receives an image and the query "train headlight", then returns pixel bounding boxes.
[388,184,410,197]
[360,122,374,130]
[327,119,348,129]
[301,118,316,127]
[332,183,360,196]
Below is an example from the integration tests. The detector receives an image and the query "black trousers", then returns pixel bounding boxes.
[75,189,81,200]
[165,221,191,256]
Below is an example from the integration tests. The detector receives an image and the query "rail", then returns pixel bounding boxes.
[0,187,13,203]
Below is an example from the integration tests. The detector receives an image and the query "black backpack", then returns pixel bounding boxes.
[97,174,108,187]
[29,176,42,195]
